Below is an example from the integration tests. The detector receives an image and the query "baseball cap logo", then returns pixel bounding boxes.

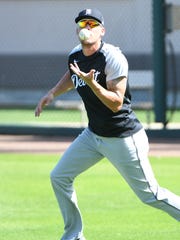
[86,9,92,15]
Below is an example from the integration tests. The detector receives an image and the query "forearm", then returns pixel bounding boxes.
[48,70,74,98]
[89,80,124,112]
[35,70,74,117]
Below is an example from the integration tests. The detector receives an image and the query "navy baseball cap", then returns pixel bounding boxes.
[75,9,104,25]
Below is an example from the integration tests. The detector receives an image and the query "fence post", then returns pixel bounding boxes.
[153,0,167,126]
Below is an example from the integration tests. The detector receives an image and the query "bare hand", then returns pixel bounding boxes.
[35,93,54,117]
[70,62,95,86]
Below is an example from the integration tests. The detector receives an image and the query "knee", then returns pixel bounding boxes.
[50,168,73,188]
[50,169,63,184]
[137,191,158,206]
[50,169,57,183]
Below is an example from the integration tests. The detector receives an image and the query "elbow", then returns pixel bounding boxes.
[112,106,122,113]
[111,101,123,113]
[110,94,124,112]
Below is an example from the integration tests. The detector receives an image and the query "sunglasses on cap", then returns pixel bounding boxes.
[77,19,101,28]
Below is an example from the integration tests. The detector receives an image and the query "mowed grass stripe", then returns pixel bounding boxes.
[0,154,180,240]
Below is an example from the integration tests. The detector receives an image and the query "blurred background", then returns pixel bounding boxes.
[0,0,179,135]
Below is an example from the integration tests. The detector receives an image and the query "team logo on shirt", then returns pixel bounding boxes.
[71,71,101,88]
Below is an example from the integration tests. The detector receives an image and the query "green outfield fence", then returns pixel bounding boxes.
[0,0,179,137]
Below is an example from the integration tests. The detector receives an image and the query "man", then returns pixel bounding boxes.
[35,9,180,240]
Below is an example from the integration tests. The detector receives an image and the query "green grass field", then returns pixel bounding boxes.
[0,108,180,125]
[0,154,180,240]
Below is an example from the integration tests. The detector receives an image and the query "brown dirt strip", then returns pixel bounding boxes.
[0,135,179,157]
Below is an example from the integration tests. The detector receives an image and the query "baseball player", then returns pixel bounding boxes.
[35,9,180,240]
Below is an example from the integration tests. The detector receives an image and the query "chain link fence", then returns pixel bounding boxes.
[0,0,179,131]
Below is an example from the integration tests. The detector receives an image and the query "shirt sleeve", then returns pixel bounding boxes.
[68,44,82,56]
[105,46,128,81]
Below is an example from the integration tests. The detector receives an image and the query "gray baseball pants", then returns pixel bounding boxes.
[50,128,180,240]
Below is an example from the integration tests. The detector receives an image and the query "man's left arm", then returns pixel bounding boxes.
[70,62,127,112]
[89,76,127,112]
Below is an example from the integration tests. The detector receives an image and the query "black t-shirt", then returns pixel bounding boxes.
[68,42,142,137]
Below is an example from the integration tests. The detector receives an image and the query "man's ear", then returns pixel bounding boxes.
[101,27,105,37]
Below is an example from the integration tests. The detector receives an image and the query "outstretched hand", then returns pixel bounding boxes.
[70,62,95,86]
[35,93,54,117]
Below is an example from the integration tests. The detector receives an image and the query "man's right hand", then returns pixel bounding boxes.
[35,92,54,117]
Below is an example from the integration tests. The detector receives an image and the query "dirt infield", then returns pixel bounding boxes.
[0,134,180,156]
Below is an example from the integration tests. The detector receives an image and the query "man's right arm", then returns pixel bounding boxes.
[35,70,74,117]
